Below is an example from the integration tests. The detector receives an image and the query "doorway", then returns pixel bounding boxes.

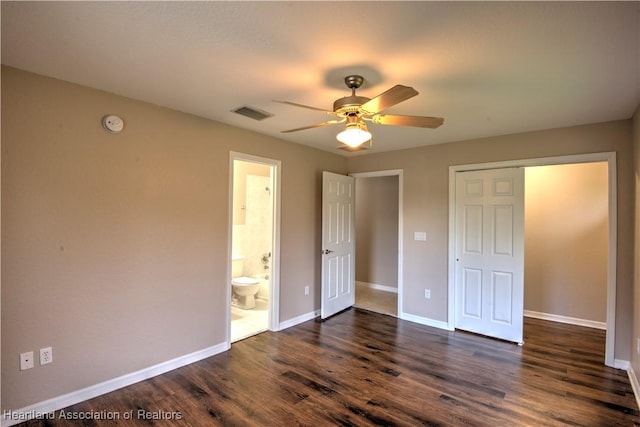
[524,163,608,329]
[351,170,403,318]
[448,152,617,366]
[229,152,281,343]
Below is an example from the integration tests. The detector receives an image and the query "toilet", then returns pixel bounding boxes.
[231,256,260,309]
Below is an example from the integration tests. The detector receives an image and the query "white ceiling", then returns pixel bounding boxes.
[2,1,639,156]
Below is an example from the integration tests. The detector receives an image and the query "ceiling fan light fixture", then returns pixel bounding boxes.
[336,122,371,147]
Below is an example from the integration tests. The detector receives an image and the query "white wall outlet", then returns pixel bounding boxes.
[40,347,53,365]
[304,286,310,295]
[414,231,427,241]
[20,351,34,371]
[637,338,640,355]
[424,289,431,299]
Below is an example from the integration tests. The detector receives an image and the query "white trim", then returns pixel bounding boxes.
[1,343,229,427]
[355,281,398,294]
[613,359,630,370]
[447,167,457,329]
[398,172,404,316]
[449,152,615,171]
[350,169,403,323]
[276,310,320,331]
[523,310,606,330]
[350,169,403,178]
[448,152,617,367]
[228,152,282,342]
[605,153,618,368]
[400,312,453,331]
[628,367,640,411]
[270,160,282,331]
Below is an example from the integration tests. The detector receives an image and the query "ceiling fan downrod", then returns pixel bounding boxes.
[334,75,369,113]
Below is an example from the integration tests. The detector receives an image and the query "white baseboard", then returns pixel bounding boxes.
[524,310,606,330]
[628,366,640,412]
[1,342,229,427]
[614,359,630,370]
[276,310,319,331]
[355,281,398,294]
[400,312,453,331]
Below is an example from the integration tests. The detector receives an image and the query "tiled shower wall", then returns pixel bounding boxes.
[232,174,272,298]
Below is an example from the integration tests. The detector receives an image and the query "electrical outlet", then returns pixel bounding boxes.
[40,347,53,365]
[20,351,34,371]
[637,338,640,355]
[304,286,310,295]
[414,232,427,241]
[424,289,431,299]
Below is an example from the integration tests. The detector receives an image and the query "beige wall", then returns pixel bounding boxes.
[1,67,347,410]
[348,120,634,361]
[355,176,399,288]
[632,105,640,383]
[524,163,608,322]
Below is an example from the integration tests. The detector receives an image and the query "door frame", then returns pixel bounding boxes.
[448,152,617,367]
[227,151,282,344]
[350,169,403,318]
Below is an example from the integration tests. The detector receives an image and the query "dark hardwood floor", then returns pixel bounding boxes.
[18,309,640,426]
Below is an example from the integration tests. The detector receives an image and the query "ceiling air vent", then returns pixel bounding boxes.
[232,106,274,121]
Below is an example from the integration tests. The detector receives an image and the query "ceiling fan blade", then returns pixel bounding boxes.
[281,119,344,133]
[273,100,336,115]
[371,114,444,128]
[359,85,419,115]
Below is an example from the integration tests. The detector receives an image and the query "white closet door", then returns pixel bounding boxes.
[454,168,525,344]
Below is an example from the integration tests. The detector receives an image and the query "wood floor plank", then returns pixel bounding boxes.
[15,309,640,426]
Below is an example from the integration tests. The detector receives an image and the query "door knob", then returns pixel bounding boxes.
[322,249,334,255]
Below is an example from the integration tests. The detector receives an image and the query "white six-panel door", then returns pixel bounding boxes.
[321,172,355,319]
[454,168,525,343]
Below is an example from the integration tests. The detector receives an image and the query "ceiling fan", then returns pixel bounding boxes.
[274,75,444,151]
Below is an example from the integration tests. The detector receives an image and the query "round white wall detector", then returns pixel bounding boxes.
[102,115,124,133]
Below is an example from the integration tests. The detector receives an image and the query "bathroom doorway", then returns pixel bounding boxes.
[229,152,281,343]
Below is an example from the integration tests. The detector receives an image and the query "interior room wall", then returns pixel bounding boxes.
[524,163,608,323]
[1,66,347,411]
[355,176,398,288]
[347,120,634,361]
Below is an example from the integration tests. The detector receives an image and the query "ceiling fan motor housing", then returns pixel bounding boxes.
[333,96,370,114]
